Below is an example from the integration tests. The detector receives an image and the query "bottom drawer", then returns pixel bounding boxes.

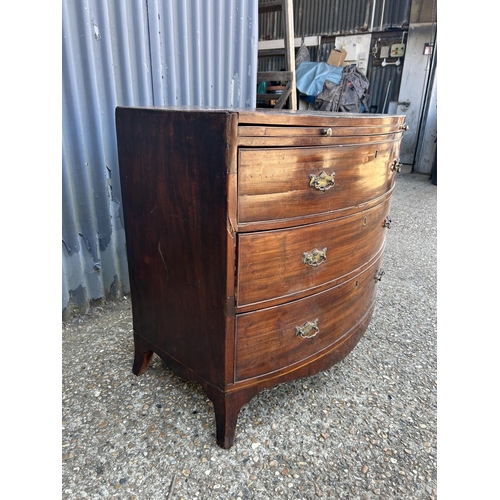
[235,255,383,381]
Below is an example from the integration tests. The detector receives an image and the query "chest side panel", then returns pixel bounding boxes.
[116,108,235,388]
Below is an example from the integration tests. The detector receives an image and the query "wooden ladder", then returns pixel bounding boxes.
[257,0,297,110]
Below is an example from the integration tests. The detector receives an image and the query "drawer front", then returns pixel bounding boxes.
[235,256,382,381]
[238,125,405,147]
[238,140,400,224]
[239,125,405,137]
[236,197,391,309]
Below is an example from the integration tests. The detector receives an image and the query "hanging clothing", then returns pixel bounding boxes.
[315,64,370,113]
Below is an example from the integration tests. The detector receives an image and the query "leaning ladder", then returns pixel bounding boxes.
[256,0,297,110]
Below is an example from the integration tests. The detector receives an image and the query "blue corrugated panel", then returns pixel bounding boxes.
[62,0,258,317]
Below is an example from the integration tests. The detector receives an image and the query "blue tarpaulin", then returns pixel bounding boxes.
[295,62,344,97]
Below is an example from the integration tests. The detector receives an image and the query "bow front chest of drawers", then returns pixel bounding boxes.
[116,106,407,448]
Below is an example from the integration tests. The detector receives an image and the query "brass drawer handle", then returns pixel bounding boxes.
[302,247,327,267]
[295,319,319,339]
[375,269,385,281]
[383,217,392,228]
[390,159,402,173]
[322,128,333,136]
[309,171,335,191]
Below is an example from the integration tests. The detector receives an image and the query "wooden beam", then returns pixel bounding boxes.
[258,36,321,51]
[274,81,293,109]
[282,0,296,109]
[257,71,293,82]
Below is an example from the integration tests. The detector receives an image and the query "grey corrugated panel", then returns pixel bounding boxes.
[63,0,258,316]
[366,63,404,113]
[377,0,411,30]
[259,0,411,39]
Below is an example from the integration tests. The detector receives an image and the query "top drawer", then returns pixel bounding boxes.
[238,125,405,147]
[238,139,401,227]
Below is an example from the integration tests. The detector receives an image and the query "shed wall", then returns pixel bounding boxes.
[62,0,258,317]
[258,0,411,39]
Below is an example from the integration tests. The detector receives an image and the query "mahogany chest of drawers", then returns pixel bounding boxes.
[115,106,407,448]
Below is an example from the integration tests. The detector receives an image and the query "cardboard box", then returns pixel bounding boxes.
[327,48,347,67]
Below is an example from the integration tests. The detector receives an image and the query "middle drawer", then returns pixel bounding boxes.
[236,197,391,310]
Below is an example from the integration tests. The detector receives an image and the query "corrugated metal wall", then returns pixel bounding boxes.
[62,0,258,317]
[259,0,411,39]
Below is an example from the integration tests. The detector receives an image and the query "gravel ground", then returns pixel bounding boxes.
[62,172,437,499]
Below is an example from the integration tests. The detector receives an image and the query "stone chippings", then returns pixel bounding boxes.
[62,173,437,500]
